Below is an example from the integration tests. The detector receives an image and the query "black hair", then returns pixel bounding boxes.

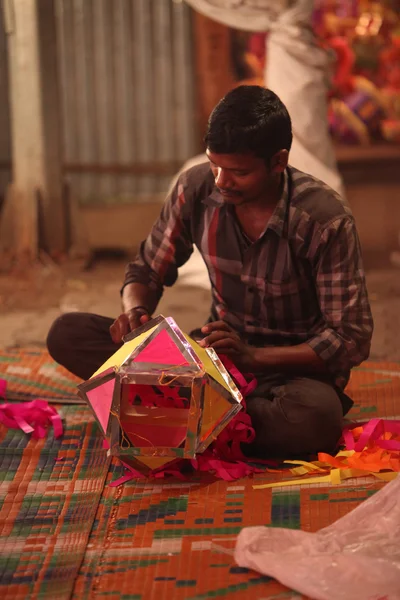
[205,86,292,163]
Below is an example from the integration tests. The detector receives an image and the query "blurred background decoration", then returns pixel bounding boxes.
[229,0,400,146]
[316,0,400,145]
[0,0,399,267]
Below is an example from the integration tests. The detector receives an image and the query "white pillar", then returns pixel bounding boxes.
[1,0,64,261]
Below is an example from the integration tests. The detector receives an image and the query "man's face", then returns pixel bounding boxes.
[206,150,272,206]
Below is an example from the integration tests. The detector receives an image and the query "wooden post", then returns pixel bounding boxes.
[1,0,65,264]
[193,11,234,141]
[36,0,65,255]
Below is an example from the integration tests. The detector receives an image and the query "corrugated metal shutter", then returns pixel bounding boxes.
[56,0,198,206]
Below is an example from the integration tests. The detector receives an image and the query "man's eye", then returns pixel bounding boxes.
[235,172,248,176]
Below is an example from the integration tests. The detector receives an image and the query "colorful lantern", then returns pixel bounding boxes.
[78,315,243,474]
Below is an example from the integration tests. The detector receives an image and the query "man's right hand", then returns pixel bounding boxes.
[109,309,150,344]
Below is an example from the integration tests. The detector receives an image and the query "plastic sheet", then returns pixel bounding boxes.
[235,476,400,600]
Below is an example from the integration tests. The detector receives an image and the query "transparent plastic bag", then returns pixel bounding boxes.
[235,476,400,600]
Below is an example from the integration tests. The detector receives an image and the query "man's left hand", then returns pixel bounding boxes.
[198,321,258,372]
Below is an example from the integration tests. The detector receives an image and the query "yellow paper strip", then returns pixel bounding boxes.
[253,468,398,490]
[335,450,355,458]
[330,468,342,485]
[284,460,324,471]
[253,474,332,489]
[340,468,368,479]
[283,460,326,473]
[372,472,398,482]
[289,467,310,476]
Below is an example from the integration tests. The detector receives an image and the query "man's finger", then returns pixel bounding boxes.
[110,318,124,344]
[118,314,130,333]
[110,321,123,344]
[110,314,130,344]
[127,313,141,332]
[126,310,150,332]
[200,331,239,347]
[207,338,240,352]
[201,320,233,334]
[109,322,118,343]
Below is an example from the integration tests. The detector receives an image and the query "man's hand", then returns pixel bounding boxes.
[110,309,150,344]
[198,321,258,371]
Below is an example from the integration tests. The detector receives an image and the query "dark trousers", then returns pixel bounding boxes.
[47,312,350,457]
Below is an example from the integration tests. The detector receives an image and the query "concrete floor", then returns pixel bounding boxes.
[0,253,399,363]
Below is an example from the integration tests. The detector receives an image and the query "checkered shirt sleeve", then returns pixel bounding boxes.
[307,215,373,374]
[122,179,193,297]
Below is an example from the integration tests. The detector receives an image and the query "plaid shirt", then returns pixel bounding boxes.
[124,163,373,389]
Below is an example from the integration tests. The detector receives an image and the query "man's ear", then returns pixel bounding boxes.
[270,149,289,174]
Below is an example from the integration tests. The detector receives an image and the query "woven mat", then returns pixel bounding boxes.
[1,350,399,599]
[73,361,400,600]
[0,347,81,403]
[0,404,109,600]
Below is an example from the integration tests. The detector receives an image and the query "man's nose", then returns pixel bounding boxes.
[215,168,230,188]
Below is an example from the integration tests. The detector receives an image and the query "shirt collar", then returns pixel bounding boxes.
[202,184,224,207]
[266,169,290,238]
[202,168,290,238]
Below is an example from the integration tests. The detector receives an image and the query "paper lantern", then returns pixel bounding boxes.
[78,315,243,474]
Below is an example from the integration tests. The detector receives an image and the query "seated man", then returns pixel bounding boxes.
[47,86,373,458]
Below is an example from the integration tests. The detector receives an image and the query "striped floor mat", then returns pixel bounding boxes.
[0,404,109,599]
[0,347,81,402]
[0,350,399,599]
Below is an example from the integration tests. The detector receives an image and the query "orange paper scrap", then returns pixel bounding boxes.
[253,418,400,490]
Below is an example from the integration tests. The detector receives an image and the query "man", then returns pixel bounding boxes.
[47,86,373,458]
